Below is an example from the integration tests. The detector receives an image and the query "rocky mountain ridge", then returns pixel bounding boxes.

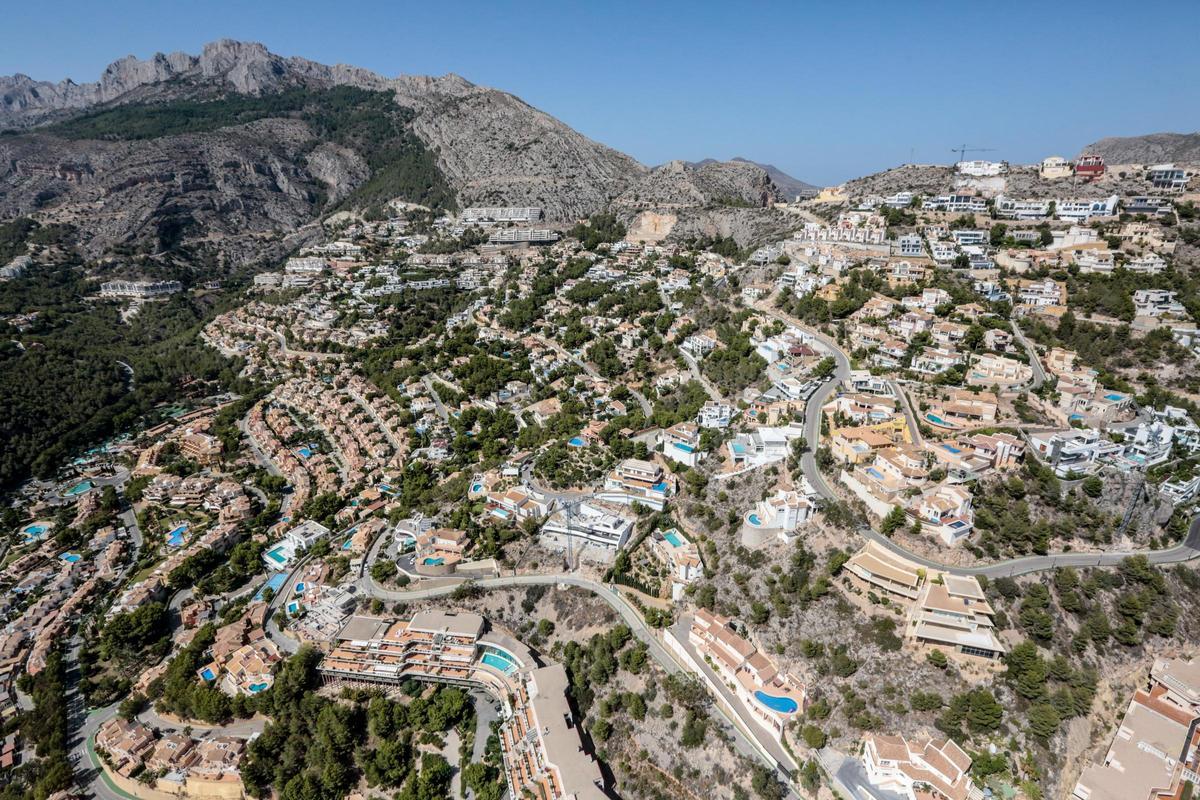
[688,157,817,199]
[1079,132,1200,166]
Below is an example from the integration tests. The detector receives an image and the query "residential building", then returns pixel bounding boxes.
[1056,195,1119,222]
[1133,289,1189,319]
[994,196,1051,220]
[896,234,925,258]
[957,160,1005,177]
[1039,156,1072,180]
[967,353,1033,388]
[1074,154,1105,179]
[540,501,635,562]
[845,541,922,602]
[262,520,332,569]
[1147,164,1191,192]
[99,279,183,299]
[743,489,814,545]
[908,483,974,545]
[600,458,672,511]
[908,575,1006,660]
[685,610,806,740]
[462,207,543,223]
[1028,428,1122,477]
[696,400,735,429]
[660,422,704,467]
[861,733,980,800]
[649,528,703,600]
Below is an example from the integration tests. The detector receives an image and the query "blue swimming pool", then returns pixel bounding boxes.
[341,539,354,550]
[663,530,685,547]
[652,481,669,493]
[1104,393,1124,402]
[254,572,287,602]
[480,648,519,675]
[64,480,93,497]
[567,436,585,447]
[286,601,302,615]
[166,524,188,547]
[248,682,269,694]
[672,442,695,454]
[422,557,445,566]
[294,582,306,594]
[754,691,798,714]
[748,513,763,526]
[926,413,950,426]
[200,668,216,681]
[266,546,288,564]
[23,524,47,536]
[866,467,884,480]
[941,444,962,454]
[60,553,81,563]
[731,442,747,454]
[471,482,483,493]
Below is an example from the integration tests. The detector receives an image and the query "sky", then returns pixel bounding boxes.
[3,0,1199,186]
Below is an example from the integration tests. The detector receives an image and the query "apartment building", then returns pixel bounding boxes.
[99,279,183,299]
[845,541,923,601]
[488,229,560,245]
[908,575,1005,660]
[861,733,981,800]
[539,501,635,562]
[1072,658,1200,800]
[957,160,1005,177]
[1074,154,1105,179]
[462,207,543,223]
[1039,156,1072,180]
[896,233,926,258]
[923,195,987,214]
[319,612,607,800]
[967,353,1033,389]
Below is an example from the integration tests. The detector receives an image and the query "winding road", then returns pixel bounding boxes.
[754,299,1200,578]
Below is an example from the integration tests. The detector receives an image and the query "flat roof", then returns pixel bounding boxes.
[337,615,390,642]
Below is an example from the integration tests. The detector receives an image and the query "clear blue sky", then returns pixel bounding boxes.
[3,0,1198,185]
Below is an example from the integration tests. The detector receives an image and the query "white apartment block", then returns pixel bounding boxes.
[994,195,1051,220]
[1056,195,1119,222]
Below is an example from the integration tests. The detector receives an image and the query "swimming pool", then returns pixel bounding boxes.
[567,436,585,447]
[672,442,695,454]
[297,446,314,459]
[1104,393,1124,402]
[60,553,82,563]
[248,682,270,694]
[480,647,520,675]
[23,524,47,536]
[254,572,287,602]
[64,480,93,497]
[294,582,306,594]
[925,413,951,427]
[866,467,884,480]
[747,513,763,526]
[941,444,962,454]
[651,481,669,493]
[200,667,216,681]
[286,601,302,615]
[166,524,188,547]
[731,442,747,455]
[754,691,798,715]
[341,539,354,550]
[662,530,685,548]
[471,482,483,493]
[422,557,445,566]
[266,546,289,564]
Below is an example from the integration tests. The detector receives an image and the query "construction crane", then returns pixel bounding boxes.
[951,144,995,164]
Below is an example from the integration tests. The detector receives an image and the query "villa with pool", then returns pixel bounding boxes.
[742,487,815,547]
[413,527,471,575]
[599,457,673,511]
[684,609,807,741]
[261,519,332,570]
[659,422,704,468]
[318,611,608,800]
[648,528,703,599]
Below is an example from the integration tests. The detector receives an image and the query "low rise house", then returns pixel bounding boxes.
[540,501,635,562]
[660,422,704,467]
[648,528,703,600]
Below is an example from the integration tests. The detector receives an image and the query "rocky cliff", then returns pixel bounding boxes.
[0,39,647,264]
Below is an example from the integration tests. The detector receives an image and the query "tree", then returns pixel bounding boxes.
[801,724,827,749]
[1027,703,1061,743]
[966,690,1004,734]
[1081,475,1103,498]
[881,505,907,536]
[927,649,948,669]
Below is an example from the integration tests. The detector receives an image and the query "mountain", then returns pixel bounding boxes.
[1079,132,1200,165]
[688,157,817,199]
[0,40,647,265]
[616,159,780,209]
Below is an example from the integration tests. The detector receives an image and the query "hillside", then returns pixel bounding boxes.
[0,40,647,266]
[689,157,817,199]
[1080,132,1200,165]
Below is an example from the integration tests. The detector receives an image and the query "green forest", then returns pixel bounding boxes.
[38,86,455,213]
[0,264,242,489]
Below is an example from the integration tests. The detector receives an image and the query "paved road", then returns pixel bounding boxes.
[354,571,797,791]
[753,299,1200,578]
[679,349,724,402]
[754,301,850,501]
[1011,322,1047,390]
[249,323,337,361]
[888,380,924,447]
[421,375,451,421]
